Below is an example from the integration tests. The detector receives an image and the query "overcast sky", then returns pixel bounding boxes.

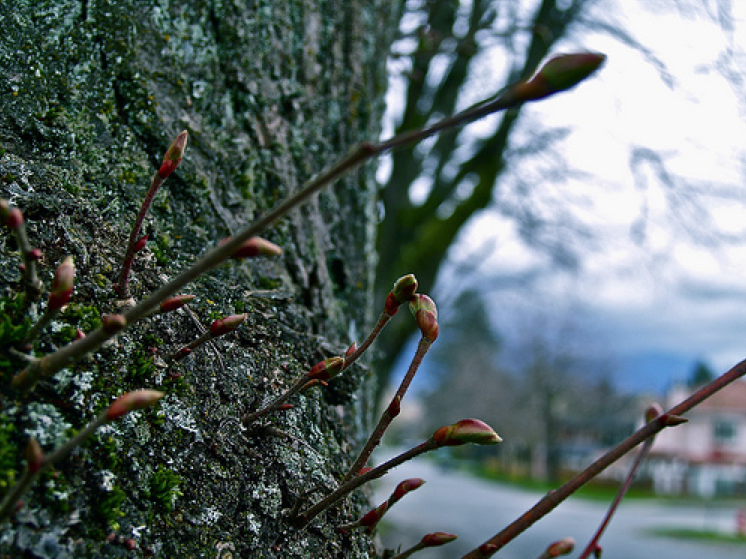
[383,0,746,391]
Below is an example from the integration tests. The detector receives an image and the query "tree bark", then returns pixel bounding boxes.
[0,1,400,556]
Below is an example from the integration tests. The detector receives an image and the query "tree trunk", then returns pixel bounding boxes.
[0,1,400,556]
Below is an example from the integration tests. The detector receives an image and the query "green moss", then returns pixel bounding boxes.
[152,234,171,266]
[0,294,31,382]
[127,336,159,384]
[257,276,283,290]
[148,465,183,513]
[94,486,127,529]
[0,419,18,490]
[61,303,102,334]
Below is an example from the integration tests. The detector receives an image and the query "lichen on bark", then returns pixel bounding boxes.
[0,0,401,556]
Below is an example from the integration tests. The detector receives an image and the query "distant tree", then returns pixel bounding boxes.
[376,0,592,375]
[689,360,716,387]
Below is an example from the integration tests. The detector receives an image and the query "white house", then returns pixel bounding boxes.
[647,379,746,497]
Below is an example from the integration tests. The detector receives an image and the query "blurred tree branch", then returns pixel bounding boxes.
[375,0,591,380]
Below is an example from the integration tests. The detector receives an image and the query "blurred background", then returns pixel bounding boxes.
[368,0,746,556]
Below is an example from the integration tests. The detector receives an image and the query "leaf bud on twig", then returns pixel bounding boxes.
[132,234,149,253]
[157,130,188,179]
[0,199,23,230]
[384,274,418,315]
[409,294,439,341]
[227,236,283,259]
[514,53,606,101]
[106,389,165,421]
[390,477,425,504]
[432,419,502,447]
[47,256,75,311]
[645,402,664,423]
[360,501,388,528]
[421,532,458,547]
[542,537,575,558]
[102,314,127,334]
[306,356,345,381]
[209,313,247,337]
[158,294,196,314]
[24,439,44,474]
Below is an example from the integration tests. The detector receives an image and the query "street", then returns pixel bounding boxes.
[371,452,745,559]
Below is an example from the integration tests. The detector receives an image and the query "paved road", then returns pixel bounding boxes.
[371,454,745,559]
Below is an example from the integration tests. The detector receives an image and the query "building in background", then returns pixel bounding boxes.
[648,380,746,497]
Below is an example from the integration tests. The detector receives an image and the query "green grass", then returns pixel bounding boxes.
[648,527,746,545]
[469,462,656,501]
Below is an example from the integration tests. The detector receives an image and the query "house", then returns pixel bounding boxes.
[647,379,746,497]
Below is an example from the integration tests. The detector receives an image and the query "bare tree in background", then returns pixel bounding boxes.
[374,0,746,382]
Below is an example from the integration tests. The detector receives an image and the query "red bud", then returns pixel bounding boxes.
[0,200,23,229]
[421,532,457,547]
[514,52,606,101]
[106,390,165,421]
[157,130,188,179]
[47,256,75,310]
[133,234,149,253]
[209,313,247,337]
[227,236,283,259]
[387,395,401,418]
[159,294,196,314]
[409,294,439,341]
[360,501,388,528]
[391,478,425,503]
[545,537,575,557]
[306,356,345,381]
[102,314,127,334]
[385,274,418,315]
[433,419,502,447]
[24,438,44,474]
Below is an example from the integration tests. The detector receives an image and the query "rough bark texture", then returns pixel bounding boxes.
[0,1,400,557]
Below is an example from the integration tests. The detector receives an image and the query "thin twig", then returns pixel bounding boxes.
[341,337,433,483]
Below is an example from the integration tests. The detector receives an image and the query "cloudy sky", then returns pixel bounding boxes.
[384,1,746,393]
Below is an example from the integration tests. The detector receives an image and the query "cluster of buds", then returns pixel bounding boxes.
[296,418,501,527]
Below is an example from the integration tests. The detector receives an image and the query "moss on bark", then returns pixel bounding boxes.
[0,0,401,556]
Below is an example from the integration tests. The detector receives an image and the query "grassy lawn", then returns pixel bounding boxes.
[648,527,746,546]
[469,462,657,501]
[452,459,744,505]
